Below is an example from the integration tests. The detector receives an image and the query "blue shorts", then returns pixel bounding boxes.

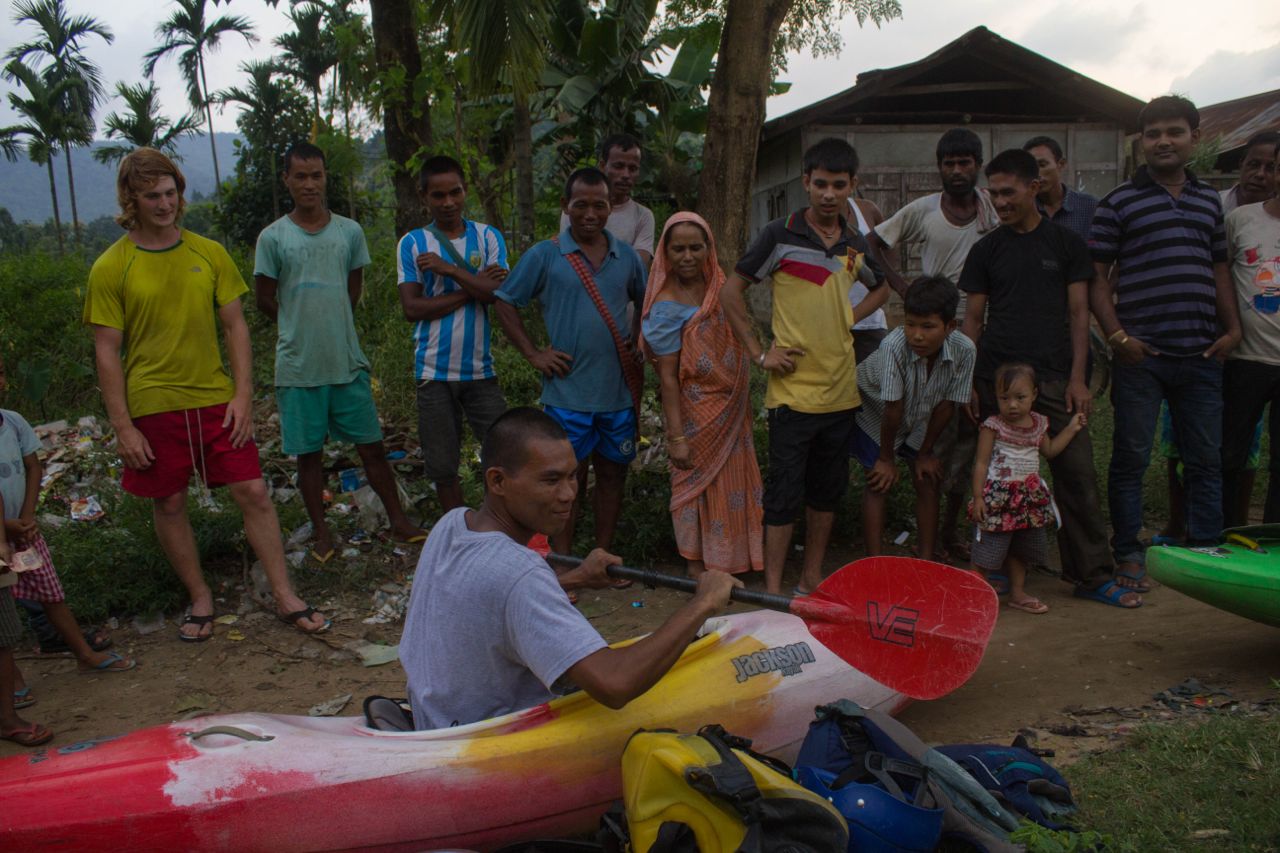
[849,422,918,470]
[544,405,637,464]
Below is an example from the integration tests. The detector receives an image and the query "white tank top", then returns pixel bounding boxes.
[848,199,888,332]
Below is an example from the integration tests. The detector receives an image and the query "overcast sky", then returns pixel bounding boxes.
[0,0,1277,139]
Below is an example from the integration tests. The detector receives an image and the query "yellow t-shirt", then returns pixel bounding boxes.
[736,212,885,413]
[83,231,249,418]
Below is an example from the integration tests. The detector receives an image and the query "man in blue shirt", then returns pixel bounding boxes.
[1089,95,1242,595]
[495,168,647,559]
[1022,136,1098,242]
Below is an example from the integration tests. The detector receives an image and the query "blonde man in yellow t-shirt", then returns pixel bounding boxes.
[721,137,887,595]
[83,149,329,642]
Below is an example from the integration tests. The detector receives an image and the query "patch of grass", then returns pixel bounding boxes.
[1066,713,1280,851]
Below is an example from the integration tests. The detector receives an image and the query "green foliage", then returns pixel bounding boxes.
[44,487,249,622]
[1009,821,1109,853]
[0,252,98,419]
[93,81,201,166]
[662,0,903,75]
[1068,714,1280,851]
[214,63,313,244]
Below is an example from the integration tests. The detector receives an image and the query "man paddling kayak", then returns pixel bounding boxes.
[400,407,740,729]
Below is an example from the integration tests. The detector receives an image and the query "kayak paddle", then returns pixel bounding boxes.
[547,553,998,701]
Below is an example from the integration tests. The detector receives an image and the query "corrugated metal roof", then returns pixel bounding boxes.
[1198,89,1280,153]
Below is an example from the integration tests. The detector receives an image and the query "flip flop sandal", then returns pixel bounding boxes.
[78,650,137,674]
[792,586,813,597]
[178,611,215,643]
[1,722,54,748]
[1114,566,1154,593]
[278,606,332,635]
[13,687,36,710]
[1073,580,1142,609]
[1007,597,1049,615]
[310,547,336,565]
[610,578,635,590]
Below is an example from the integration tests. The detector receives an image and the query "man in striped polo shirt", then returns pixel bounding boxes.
[397,155,510,512]
[1089,96,1242,591]
[722,137,885,595]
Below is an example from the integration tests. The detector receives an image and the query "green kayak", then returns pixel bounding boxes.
[1147,525,1280,628]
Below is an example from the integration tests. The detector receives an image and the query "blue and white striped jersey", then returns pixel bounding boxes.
[396,220,508,382]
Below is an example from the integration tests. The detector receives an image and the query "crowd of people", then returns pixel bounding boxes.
[2,93,1278,743]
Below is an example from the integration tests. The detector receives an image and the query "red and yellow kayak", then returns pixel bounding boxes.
[0,609,909,852]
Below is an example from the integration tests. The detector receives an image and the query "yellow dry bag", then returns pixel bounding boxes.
[620,725,848,853]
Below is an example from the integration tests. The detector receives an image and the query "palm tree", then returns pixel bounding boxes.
[142,0,257,202]
[5,0,114,248]
[93,81,202,166]
[427,0,556,249]
[273,3,336,123]
[217,61,298,221]
[0,60,86,254]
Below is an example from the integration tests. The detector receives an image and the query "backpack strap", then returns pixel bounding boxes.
[552,236,644,417]
[683,726,766,853]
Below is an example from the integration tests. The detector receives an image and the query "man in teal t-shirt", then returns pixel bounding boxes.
[254,142,425,560]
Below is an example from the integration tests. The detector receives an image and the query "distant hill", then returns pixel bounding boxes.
[0,133,241,224]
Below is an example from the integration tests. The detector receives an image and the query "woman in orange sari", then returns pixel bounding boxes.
[640,212,764,577]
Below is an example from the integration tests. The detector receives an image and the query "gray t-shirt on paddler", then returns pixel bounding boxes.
[400,507,608,730]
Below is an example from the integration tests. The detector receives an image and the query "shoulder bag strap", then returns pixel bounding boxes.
[553,237,643,416]
[425,223,477,274]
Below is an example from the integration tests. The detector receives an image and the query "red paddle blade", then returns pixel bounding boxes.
[791,556,998,701]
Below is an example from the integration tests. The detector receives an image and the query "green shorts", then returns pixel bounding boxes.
[277,370,383,455]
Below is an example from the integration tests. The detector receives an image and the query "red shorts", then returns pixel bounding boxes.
[121,404,262,498]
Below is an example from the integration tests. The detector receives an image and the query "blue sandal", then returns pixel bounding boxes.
[985,573,1010,595]
[1074,580,1142,608]
[1114,566,1154,593]
[13,687,35,710]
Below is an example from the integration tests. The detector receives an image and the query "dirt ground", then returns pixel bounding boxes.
[4,538,1277,766]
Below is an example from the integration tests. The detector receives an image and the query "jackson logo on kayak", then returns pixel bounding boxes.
[732,642,816,682]
[867,602,920,648]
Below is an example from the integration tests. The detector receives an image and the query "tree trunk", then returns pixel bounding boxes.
[513,90,535,252]
[63,146,81,248]
[45,157,64,255]
[697,0,795,266]
[198,55,222,201]
[370,0,432,238]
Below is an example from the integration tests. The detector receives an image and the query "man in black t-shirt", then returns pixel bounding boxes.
[959,149,1136,607]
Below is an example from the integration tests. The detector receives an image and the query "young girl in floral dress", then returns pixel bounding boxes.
[970,363,1084,614]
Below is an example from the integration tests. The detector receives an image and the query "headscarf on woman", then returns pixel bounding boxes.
[639,212,763,573]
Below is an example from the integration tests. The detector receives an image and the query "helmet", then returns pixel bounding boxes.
[795,761,944,853]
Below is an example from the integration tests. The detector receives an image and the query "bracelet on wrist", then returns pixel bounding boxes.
[668,435,688,444]
[757,350,768,367]
[1107,329,1128,345]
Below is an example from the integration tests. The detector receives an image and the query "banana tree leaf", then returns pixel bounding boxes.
[556,75,603,113]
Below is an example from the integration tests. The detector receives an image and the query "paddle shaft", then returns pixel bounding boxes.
[548,554,795,611]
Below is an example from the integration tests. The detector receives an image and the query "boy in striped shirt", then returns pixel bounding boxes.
[397,156,510,511]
